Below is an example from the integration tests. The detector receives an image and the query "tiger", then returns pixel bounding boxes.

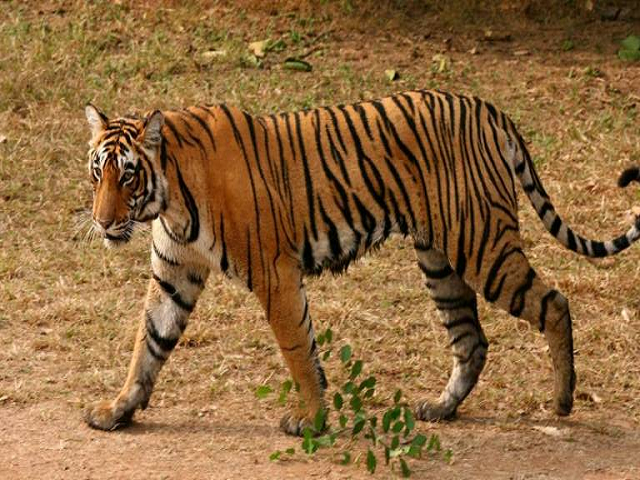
[82,90,640,435]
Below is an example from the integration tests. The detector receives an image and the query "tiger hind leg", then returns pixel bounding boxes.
[476,248,575,416]
[414,246,488,421]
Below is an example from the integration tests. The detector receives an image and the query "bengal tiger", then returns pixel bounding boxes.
[82,90,640,435]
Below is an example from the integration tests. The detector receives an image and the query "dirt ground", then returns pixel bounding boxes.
[1,2,640,479]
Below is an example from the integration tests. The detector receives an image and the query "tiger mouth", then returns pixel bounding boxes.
[102,222,134,245]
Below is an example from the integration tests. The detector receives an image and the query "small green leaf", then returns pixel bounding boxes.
[322,349,331,361]
[427,434,441,452]
[621,34,640,52]
[339,345,352,364]
[391,435,400,450]
[619,49,640,61]
[352,418,365,436]
[384,446,391,465]
[317,332,325,346]
[400,458,411,477]
[382,410,393,433]
[339,414,348,428]
[283,57,312,72]
[561,39,574,51]
[350,360,363,380]
[392,420,405,433]
[269,450,282,461]
[444,449,453,463]
[314,408,327,433]
[394,389,402,404]
[341,451,351,465]
[407,444,421,458]
[366,449,377,474]
[343,381,355,394]
[350,394,363,412]
[404,408,415,434]
[325,328,333,344]
[255,385,273,399]
[285,447,295,455]
[314,433,335,447]
[302,427,317,454]
[411,434,427,448]
[359,376,376,390]
[278,380,293,405]
[333,392,344,410]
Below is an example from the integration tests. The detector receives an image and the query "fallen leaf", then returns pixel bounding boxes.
[249,40,269,58]
[513,49,530,56]
[384,69,399,81]
[483,30,512,42]
[532,426,569,438]
[201,50,226,59]
[576,391,602,403]
[431,54,450,73]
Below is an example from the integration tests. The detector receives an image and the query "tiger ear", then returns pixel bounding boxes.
[85,104,108,142]
[139,110,164,150]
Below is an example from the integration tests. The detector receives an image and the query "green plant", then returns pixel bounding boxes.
[260,328,451,477]
[618,35,640,62]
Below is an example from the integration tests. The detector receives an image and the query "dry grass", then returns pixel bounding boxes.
[1,1,640,477]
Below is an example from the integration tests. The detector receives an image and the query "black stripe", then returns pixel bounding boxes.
[187,272,205,287]
[219,214,229,273]
[187,108,217,151]
[418,261,454,279]
[145,312,179,351]
[549,216,562,236]
[146,338,166,361]
[538,201,553,219]
[317,197,343,260]
[294,111,318,239]
[591,241,606,257]
[566,229,577,252]
[443,316,477,329]
[450,331,474,346]
[484,245,523,303]
[613,235,630,251]
[509,268,536,317]
[153,274,195,313]
[153,242,179,266]
[539,290,558,332]
[302,227,317,273]
[174,161,200,243]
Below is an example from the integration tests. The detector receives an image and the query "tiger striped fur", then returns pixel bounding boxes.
[82,90,640,434]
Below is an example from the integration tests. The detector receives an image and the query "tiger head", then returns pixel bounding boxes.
[85,105,168,247]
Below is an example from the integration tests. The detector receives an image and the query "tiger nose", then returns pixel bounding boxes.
[95,217,113,230]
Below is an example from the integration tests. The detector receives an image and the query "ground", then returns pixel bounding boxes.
[1,1,640,479]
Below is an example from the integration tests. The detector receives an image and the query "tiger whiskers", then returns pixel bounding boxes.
[71,209,98,244]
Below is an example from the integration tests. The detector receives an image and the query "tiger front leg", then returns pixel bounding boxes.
[84,262,208,430]
[260,266,327,436]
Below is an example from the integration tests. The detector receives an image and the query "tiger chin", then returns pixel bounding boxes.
[82,91,640,435]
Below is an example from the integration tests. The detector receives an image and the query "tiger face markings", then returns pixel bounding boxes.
[85,105,168,247]
[82,91,638,435]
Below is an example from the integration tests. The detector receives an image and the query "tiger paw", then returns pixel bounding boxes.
[553,393,573,416]
[279,412,315,437]
[84,400,134,431]
[414,400,457,422]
